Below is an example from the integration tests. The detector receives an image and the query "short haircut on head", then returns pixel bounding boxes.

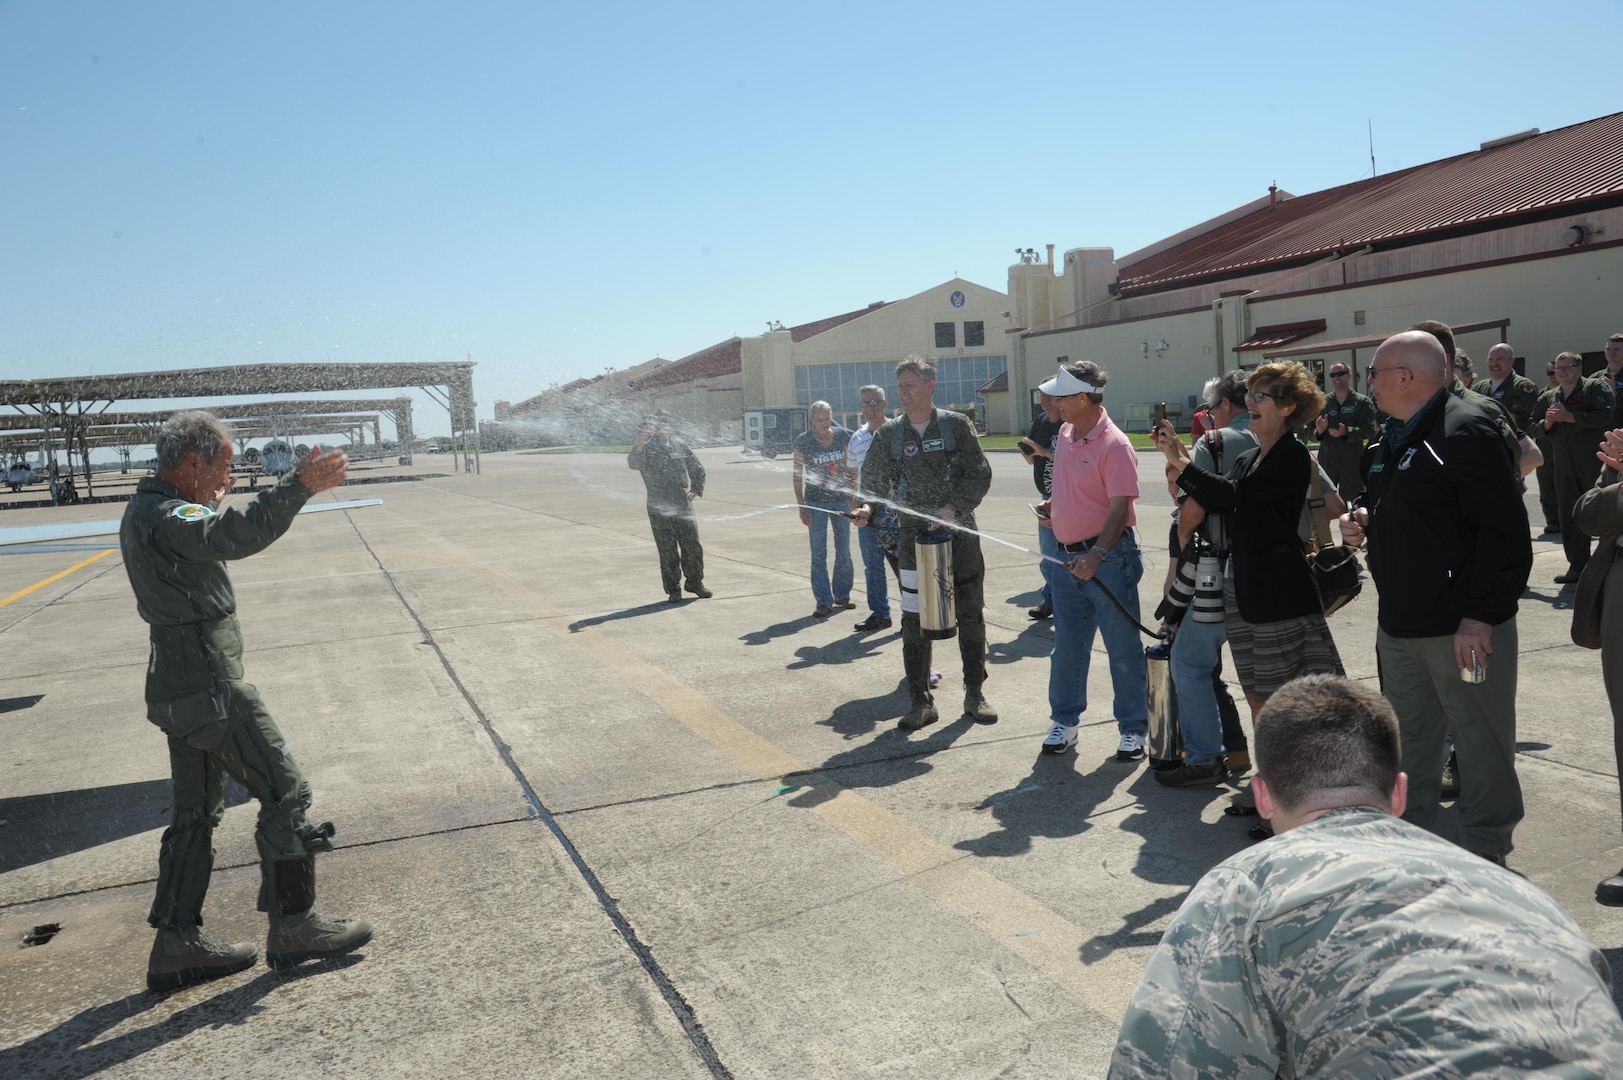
[1409,320,1456,366]
[809,400,833,417]
[1557,350,1584,369]
[1453,351,1473,375]
[156,411,232,472]
[896,355,936,381]
[1062,360,1107,404]
[1210,369,1250,408]
[1608,333,1623,344]
[858,384,885,403]
[1254,674,1401,812]
[1248,361,1324,428]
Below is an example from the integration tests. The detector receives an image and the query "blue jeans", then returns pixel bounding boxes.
[806,501,854,608]
[1038,522,1060,606]
[1048,531,1149,734]
[1170,611,1227,765]
[857,520,891,618]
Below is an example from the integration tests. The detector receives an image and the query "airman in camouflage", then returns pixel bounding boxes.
[1112,675,1623,1078]
[122,411,372,991]
[854,356,995,730]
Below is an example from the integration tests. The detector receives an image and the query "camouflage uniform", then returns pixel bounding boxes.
[1111,807,1623,1078]
[859,409,992,706]
[628,435,706,596]
[120,472,336,930]
[1311,390,1376,503]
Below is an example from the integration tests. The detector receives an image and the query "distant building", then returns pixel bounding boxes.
[1006,110,1623,432]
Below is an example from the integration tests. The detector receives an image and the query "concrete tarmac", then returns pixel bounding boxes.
[2,444,1620,1078]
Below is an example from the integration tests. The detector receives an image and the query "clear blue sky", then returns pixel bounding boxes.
[4,0,1621,437]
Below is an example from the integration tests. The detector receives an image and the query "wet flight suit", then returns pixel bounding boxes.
[121,471,336,932]
[628,435,706,597]
[1535,376,1615,574]
[1312,389,1377,503]
[859,409,992,707]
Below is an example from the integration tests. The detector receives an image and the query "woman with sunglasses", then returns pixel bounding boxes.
[1152,361,1345,834]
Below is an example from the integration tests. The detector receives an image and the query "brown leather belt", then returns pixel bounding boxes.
[1057,535,1101,554]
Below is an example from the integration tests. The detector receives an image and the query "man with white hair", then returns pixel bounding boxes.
[1342,331,1532,866]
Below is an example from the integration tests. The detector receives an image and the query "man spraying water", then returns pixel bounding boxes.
[851,356,996,730]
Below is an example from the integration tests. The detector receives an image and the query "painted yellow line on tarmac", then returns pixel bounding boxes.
[0,548,116,610]
[468,565,1142,1025]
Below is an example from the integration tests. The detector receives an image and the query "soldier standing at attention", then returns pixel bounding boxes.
[629,411,710,603]
[1536,351,1615,583]
[123,411,371,992]
[853,355,996,731]
[1111,674,1623,1078]
[1310,363,1375,503]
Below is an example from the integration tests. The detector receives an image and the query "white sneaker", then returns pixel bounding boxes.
[1041,722,1078,754]
[1117,732,1147,762]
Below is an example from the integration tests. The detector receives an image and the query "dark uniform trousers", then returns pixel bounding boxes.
[1378,621,1524,857]
[155,676,315,929]
[648,502,704,595]
[1535,434,1560,531]
[898,525,987,703]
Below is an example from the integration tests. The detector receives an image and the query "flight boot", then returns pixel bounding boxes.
[147,925,259,992]
[964,690,998,725]
[899,698,939,731]
[266,908,374,969]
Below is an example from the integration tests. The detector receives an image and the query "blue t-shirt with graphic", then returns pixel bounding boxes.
[794,426,853,506]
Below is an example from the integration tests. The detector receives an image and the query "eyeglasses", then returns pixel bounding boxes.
[1366,366,1409,381]
[1329,370,1350,378]
[1245,389,1287,405]
[859,399,884,407]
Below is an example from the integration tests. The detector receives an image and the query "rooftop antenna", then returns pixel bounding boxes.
[1368,119,1376,177]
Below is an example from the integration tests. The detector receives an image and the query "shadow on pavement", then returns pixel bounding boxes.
[787,715,976,809]
[953,749,1127,858]
[740,613,821,646]
[568,600,685,632]
[0,957,366,1080]
[986,622,1052,666]
[1077,769,1251,965]
[1,694,45,714]
[820,678,911,740]
[0,779,248,875]
[788,630,899,672]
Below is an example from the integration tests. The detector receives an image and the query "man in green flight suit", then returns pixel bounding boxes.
[853,355,996,731]
[1311,362,1377,503]
[122,411,372,992]
[1536,351,1616,583]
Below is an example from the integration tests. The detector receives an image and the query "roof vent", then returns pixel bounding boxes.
[1480,127,1539,151]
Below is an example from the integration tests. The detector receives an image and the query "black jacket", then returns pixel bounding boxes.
[1177,432,1322,624]
[1356,393,1532,637]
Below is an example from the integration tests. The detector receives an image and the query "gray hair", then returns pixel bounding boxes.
[896,355,936,381]
[1062,360,1106,404]
[858,384,885,403]
[156,411,232,472]
[809,400,833,418]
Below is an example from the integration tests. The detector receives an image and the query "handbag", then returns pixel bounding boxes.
[1306,469,1362,616]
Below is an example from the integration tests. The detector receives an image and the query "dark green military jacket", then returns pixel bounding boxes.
[1312,391,1377,447]
[859,409,991,532]
[120,472,311,717]
[628,436,704,513]
[1486,372,1540,436]
[1535,377,1616,466]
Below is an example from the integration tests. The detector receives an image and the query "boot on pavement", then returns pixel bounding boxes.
[147,925,259,992]
[266,908,374,969]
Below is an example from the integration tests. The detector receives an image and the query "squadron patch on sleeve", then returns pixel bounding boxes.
[169,503,214,522]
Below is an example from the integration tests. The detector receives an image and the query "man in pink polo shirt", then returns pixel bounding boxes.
[1034,361,1150,758]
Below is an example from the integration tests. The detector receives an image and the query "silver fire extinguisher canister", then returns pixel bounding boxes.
[1145,641,1183,769]
[913,530,957,640]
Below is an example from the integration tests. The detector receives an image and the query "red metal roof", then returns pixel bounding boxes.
[629,302,888,391]
[1119,111,1623,295]
[977,371,1009,394]
[1233,319,1327,353]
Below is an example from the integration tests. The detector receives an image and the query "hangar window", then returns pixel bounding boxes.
[935,322,956,348]
[964,321,985,347]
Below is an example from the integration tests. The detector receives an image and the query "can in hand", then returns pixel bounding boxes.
[1459,653,1484,684]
